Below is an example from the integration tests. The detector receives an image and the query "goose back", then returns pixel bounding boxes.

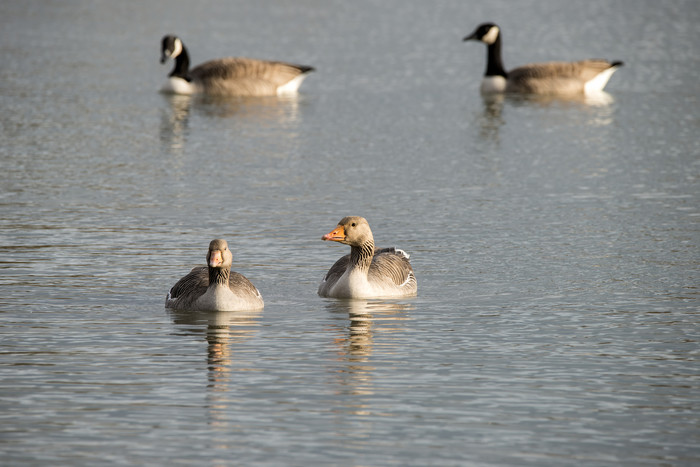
[507,59,622,94]
[320,247,414,288]
[318,246,417,299]
[367,248,417,293]
[167,266,209,307]
[166,266,263,311]
[167,266,262,308]
[190,57,314,96]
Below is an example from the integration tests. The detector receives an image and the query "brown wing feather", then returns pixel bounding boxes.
[228,271,263,300]
[167,267,261,307]
[320,248,417,296]
[167,266,208,307]
[508,60,617,94]
[321,254,350,284]
[190,57,312,96]
[368,251,417,292]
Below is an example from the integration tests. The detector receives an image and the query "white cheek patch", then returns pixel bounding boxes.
[171,38,183,58]
[482,26,500,45]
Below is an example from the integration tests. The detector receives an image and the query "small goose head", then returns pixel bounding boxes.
[463,23,501,45]
[161,35,184,64]
[207,239,233,269]
[322,216,373,247]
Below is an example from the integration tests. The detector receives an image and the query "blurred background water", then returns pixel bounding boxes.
[1,0,698,465]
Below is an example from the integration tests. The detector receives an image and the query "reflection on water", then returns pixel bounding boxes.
[476,94,505,144]
[167,308,262,375]
[160,95,192,154]
[3,0,698,464]
[325,300,414,415]
[194,95,301,121]
[475,90,616,144]
[507,90,616,108]
[167,308,261,427]
[159,93,303,157]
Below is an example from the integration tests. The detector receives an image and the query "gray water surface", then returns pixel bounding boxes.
[1,1,699,465]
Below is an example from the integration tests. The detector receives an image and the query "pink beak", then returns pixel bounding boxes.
[322,225,345,242]
[209,250,223,267]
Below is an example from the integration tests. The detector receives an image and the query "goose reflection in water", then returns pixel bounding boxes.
[505,90,615,108]
[325,299,414,408]
[476,93,506,144]
[168,308,261,379]
[475,90,616,144]
[194,94,301,121]
[160,94,192,155]
[167,308,262,427]
[159,93,302,158]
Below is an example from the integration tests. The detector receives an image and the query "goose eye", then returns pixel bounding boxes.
[351,223,356,227]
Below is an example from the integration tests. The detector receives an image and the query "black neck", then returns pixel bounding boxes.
[209,266,230,285]
[485,37,507,78]
[350,241,375,272]
[169,46,191,81]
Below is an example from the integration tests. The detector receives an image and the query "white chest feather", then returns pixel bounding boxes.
[195,284,262,311]
[326,269,370,299]
[480,75,507,93]
[161,77,200,95]
[325,268,410,299]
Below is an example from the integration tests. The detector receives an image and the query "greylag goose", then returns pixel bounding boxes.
[318,216,417,299]
[160,35,315,96]
[463,23,623,95]
[166,239,264,311]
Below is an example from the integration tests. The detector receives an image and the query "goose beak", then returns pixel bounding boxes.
[160,53,169,64]
[322,225,345,242]
[463,32,476,42]
[209,250,223,267]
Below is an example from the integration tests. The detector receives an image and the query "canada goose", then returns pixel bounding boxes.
[318,216,417,299]
[166,239,264,311]
[160,35,315,96]
[463,23,623,95]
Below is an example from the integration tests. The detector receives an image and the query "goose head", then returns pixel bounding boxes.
[161,35,184,64]
[463,23,501,45]
[207,239,233,270]
[322,216,373,247]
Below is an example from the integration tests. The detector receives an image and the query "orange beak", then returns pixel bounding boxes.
[209,250,223,267]
[322,225,345,242]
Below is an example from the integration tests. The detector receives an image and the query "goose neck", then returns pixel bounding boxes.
[350,241,375,272]
[209,265,230,286]
[485,37,507,78]
[170,46,191,80]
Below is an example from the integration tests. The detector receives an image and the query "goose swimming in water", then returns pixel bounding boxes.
[318,216,417,299]
[463,23,623,95]
[166,239,264,311]
[160,35,315,96]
